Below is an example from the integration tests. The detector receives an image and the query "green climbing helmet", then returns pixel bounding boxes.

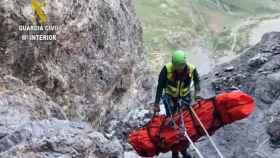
[172,50,187,66]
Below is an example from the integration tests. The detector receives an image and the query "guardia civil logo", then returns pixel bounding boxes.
[18,0,60,41]
[31,0,48,25]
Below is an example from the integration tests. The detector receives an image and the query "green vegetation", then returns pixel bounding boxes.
[136,0,280,70]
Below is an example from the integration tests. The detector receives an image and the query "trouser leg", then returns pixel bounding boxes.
[172,151,180,158]
[181,94,192,108]
[162,94,176,116]
[181,149,192,158]
[180,95,192,158]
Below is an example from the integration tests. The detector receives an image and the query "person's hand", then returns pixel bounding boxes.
[153,103,160,114]
[194,90,202,101]
[195,95,203,101]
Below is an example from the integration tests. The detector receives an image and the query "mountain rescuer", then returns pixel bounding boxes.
[153,50,201,158]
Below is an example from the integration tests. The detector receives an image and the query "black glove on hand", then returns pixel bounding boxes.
[194,89,202,100]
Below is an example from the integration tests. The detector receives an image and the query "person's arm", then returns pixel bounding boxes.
[192,68,200,93]
[154,67,167,105]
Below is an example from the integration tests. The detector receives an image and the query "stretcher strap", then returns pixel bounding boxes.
[187,107,204,136]
[146,118,165,155]
[211,97,224,129]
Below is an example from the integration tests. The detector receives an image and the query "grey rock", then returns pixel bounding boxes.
[267,120,280,148]
[89,132,124,158]
[225,66,234,72]
[248,54,268,67]
[0,80,124,157]
[259,32,280,54]
[141,77,154,90]
[0,119,123,158]
[0,0,150,125]
[0,75,67,129]
[0,0,150,157]
[258,54,280,73]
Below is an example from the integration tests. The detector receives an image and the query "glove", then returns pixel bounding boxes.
[180,99,191,109]
[194,89,202,101]
[195,95,203,100]
[153,103,160,114]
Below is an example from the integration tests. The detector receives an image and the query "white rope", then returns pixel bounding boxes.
[190,107,225,158]
[179,109,205,158]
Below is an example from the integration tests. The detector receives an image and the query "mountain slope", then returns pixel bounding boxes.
[136,0,280,71]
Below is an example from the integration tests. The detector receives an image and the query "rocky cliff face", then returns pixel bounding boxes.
[0,0,151,123]
[0,0,152,157]
[1,0,280,158]
[0,75,126,158]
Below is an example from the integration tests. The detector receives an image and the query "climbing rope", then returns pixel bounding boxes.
[179,106,205,158]
[189,106,225,158]
[178,100,205,158]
